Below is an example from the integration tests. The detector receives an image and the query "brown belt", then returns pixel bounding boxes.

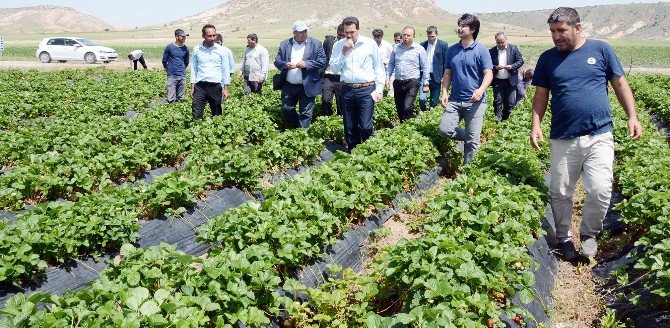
[342,81,375,88]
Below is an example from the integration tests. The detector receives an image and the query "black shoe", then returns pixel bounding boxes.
[558,240,577,261]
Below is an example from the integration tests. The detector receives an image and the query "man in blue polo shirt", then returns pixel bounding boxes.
[530,7,642,261]
[439,13,493,164]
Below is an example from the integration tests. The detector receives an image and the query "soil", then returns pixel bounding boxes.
[552,181,605,327]
[358,178,447,276]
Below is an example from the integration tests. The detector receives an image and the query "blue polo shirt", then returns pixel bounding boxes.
[532,39,624,139]
[445,40,493,102]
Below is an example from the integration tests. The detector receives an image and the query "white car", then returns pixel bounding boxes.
[36,37,118,64]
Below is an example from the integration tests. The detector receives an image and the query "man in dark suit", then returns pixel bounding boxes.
[489,32,524,122]
[274,20,327,128]
[419,26,449,111]
[322,24,345,115]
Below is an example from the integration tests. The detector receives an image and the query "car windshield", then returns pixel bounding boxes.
[75,38,97,46]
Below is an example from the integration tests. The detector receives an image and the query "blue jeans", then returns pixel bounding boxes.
[341,85,375,151]
[419,75,441,111]
[439,100,487,164]
[281,83,315,128]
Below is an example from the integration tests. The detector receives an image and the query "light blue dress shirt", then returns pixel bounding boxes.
[220,45,236,74]
[329,35,385,94]
[387,42,429,86]
[190,42,230,86]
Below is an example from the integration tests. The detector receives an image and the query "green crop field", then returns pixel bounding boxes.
[0,66,668,327]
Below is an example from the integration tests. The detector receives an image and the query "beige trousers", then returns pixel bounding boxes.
[549,132,614,242]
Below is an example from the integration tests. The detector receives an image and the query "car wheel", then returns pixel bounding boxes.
[39,52,52,63]
[84,52,97,64]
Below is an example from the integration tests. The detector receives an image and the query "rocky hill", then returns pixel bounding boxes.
[165,0,461,37]
[0,6,115,34]
[477,2,670,40]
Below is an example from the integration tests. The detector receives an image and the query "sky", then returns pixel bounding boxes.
[1,0,667,28]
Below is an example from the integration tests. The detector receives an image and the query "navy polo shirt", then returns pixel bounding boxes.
[532,39,624,139]
[445,40,493,102]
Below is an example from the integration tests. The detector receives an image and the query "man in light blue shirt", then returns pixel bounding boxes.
[329,16,385,151]
[190,24,231,120]
[439,14,493,164]
[386,26,429,122]
[215,33,236,77]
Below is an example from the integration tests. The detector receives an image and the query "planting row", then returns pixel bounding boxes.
[0,105,454,326]
[609,78,670,313]
[0,110,326,284]
[282,101,550,327]
[0,68,165,130]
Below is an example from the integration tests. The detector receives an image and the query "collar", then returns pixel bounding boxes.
[459,40,478,50]
[291,38,306,46]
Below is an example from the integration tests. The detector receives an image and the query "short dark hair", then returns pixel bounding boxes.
[215,33,223,42]
[247,33,258,42]
[458,13,481,40]
[342,17,359,30]
[393,32,402,38]
[426,26,438,35]
[337,24,344,33]
[403,26,415,37]
[547,7,580,27]
[202,24,216,35]
[372,28,384,38]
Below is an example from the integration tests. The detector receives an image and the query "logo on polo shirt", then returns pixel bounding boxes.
[587,57,596,65]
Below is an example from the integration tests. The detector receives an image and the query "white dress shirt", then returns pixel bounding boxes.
[496,46,510,79]
[286,39,306,84]
[329,35,386,94]
[426,41,436,73]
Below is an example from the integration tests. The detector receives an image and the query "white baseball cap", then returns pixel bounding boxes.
[293,21,308,32]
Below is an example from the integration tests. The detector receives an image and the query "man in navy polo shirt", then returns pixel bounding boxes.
[439,13,493,164]
[530,7,642,261]
[162,29,190,103]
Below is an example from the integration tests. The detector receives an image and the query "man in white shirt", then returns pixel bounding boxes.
[239,33,269,95]
[488,32,524,122]
[128,49,147,70]
[419,26,449,111]
[329,17,385,151]
[274,21,327,128]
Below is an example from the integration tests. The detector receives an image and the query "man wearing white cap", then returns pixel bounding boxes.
[274,20,327,128]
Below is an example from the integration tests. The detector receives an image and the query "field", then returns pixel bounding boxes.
[3,31,670,70]
[0,64,668,326]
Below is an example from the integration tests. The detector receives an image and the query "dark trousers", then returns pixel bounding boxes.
[322,74,342,115]
[393,78,420,122]
[243,78,263,95]
[492,78,517,122]
[419,73,441,111]
[281,83,315,128]
[192,81,222,120]
[341,84,375,151]
[132,55,147,70]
